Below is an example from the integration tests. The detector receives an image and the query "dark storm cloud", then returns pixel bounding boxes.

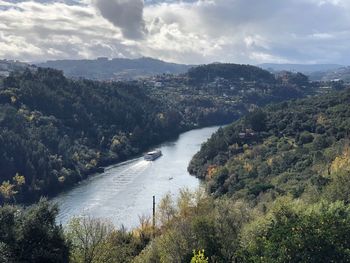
[93,0,147,39]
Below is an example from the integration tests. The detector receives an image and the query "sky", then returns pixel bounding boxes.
[0,0,349,65]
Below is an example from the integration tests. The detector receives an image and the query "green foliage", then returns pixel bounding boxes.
[66,217,147,263]
[133,190,251,263]
[0,199,69,262]
[189,88,350,203]
[188,64,275,84]
[245,109,267,132]
[60,81,350,262]
[2,65,350,263]
[66,217,114,263]
[239,199,350,262]
[298,131,314,144]
[0,63,328,204]
[323,171,350,204]
[0,68,235,204]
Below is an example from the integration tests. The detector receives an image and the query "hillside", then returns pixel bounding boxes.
[0,68,190,203]
[259,63,343,73]
[188,63,275,84]
[0,66,246,204]
[143,64,322,126]
[37,57,192,80]
[0,59,35,77]
[310,66,350,82]
[189,88,350,203]
[259,63,350,82]
[1,66,350,262]
[0,63,327,204]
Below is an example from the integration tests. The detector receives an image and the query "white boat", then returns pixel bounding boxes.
[144,150,162,161]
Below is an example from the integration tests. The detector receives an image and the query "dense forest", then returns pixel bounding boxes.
[187,63,276,84]
[0,67,226,204]
[0,65,350,262]
[135,87,350,262]
[127,87,350,262]
[143,64,329,128]
[0,64,323,204]
[188,88,350,202]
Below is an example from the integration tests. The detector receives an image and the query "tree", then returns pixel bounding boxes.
[0,181,17,202]
[239,199,350,263]
[298,131,314,144]
[246,109,267,132]
[323,171,350,204]
[105,228,143,263]
[191,250,208,263]
[0,199,69,263]
[66,217,114,263]
[157,193,177,228]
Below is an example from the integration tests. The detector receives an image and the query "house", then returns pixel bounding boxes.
[239,133,246,139]
[154,82,163,88]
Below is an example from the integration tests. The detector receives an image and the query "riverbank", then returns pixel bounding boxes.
[52,126,220,228]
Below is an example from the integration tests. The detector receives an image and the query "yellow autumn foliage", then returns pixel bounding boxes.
[244,162,253,172]
[207,165,219,179]
[27,114,35,122]
[330,147,350,174]
[267,157,274,166]
[90,159,98,167]
[13,173,25,186]
[0,181,17,200]
[316,114,328,126]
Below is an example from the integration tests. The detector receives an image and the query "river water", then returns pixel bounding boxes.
[53,126,219,229]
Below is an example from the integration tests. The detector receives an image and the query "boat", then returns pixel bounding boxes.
[144,150,162,161]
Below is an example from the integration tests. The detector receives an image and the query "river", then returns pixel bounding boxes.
[53,126,219,229]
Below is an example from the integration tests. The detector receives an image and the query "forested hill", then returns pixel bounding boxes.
[187,63,275,84]
[0,68,188,202]
[145,63,328,127]
[189,88,350,202]
[0,65,266,204]
[37,57,192,81]
[0,63,341,204]
[2,66,350,262]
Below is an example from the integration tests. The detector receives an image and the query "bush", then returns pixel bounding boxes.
[0,199,69,263]
[239,199,350,263]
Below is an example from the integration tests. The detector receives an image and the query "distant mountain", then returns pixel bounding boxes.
[37,57,193,80]
[259,63,343,73]
[309,66,350,82]
[0,59,35,77]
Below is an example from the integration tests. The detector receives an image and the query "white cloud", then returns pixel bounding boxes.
[140,0,350,64]
[0,0,349,64]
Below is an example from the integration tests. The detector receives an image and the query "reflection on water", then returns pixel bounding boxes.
[52,126,219,229]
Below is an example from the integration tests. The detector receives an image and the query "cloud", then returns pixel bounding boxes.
[141,0,350,64]
[0,0,138,61]
[0,0,349,64]
[93,0,146,39]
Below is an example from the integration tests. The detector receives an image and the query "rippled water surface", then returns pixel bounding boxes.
[53,126,220,229]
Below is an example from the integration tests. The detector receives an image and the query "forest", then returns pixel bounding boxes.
[1,64,349,262]
[0,64,321,204]
[0,68,189,203]
[188,87,350,203]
